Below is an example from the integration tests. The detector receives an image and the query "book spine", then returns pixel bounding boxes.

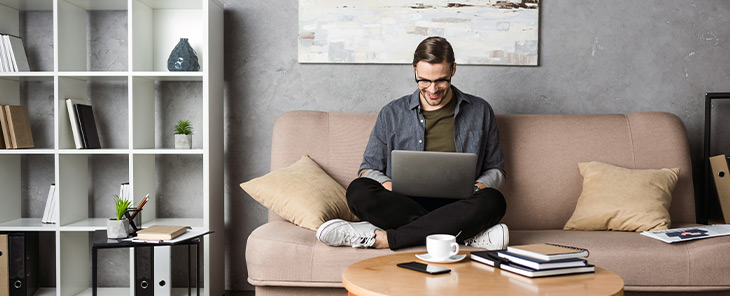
[0,234,8,296]
[65,99,83,149]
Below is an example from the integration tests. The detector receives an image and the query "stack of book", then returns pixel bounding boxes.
[0,105,34,149]
[0,34,30,72]
[471,243,594,278]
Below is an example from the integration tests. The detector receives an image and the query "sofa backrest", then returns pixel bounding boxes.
[270,110,695,229]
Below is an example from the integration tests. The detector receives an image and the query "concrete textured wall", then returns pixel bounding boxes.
[14,0,730,292]
[223,0,730,291]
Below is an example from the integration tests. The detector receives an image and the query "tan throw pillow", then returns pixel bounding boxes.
[563,161,680,232]
[240,155,359,231]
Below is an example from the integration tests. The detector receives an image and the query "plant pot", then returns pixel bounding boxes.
[175,134,192,149]
[107,218,129,239]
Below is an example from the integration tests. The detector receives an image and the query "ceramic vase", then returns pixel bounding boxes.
[175,134,192,149]
[107,218,129,239]
[167,38,200,71]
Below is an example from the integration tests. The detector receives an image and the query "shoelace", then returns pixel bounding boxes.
[341,226,374,248]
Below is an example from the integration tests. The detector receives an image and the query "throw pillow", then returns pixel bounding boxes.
[563,161,680,232]
[240,155,359,231]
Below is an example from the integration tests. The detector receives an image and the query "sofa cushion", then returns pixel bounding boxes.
[240,155,358,231]
[247,221,730,289]
[563,161,679,232]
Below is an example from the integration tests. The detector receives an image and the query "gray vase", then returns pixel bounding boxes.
[167,38,200,71]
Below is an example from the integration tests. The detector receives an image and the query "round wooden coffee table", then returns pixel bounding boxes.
[343,252,624,296]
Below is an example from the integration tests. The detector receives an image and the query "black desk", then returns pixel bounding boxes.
[91,229,207,296]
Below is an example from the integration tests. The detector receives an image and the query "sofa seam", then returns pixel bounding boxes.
[624,114,637,169]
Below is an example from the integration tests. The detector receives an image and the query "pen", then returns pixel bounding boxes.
[131,239,163,243]
[128,194,149,221]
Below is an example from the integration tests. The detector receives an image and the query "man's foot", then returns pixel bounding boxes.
[316,219,382,248]
[464,223,509,250]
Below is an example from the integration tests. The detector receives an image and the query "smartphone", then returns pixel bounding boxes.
[397,261,451,275]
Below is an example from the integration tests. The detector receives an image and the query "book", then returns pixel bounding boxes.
[499,261,595,278]
[506,243,589,261]
[65,99,84,149]
[0,105,11,148]
[1,234,8,296]
[641,224,730,243]
[471,251,595,278]
[73,103,101,149]
[4,105,34,149]
[41,184,55,224]
[709,154,730,223]
[136,225,188,241]
[4,35,29,72]
[0,37,8,72]
[496,251,587,270]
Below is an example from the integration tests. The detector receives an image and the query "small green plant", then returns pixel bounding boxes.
[174,120,193,135]
[114,195,132,220]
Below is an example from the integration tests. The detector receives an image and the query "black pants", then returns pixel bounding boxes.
[346,178,506,250]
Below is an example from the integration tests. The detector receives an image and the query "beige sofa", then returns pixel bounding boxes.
[246,110,730,296]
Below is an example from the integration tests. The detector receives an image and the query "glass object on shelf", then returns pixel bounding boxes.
[167,38,199,72]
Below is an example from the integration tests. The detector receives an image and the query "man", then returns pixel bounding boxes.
[317,36,508,250]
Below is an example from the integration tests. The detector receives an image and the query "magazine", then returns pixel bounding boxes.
[640,224,730,243]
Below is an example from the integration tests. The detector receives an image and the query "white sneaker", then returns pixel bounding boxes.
[464,223,509,250]
[316,219,382,248]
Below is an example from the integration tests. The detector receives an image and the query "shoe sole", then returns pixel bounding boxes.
[316,219,345,243]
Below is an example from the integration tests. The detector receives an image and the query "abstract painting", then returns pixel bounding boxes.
[298,0,539,65]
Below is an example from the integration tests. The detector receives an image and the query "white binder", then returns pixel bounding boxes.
[154,246,171,296]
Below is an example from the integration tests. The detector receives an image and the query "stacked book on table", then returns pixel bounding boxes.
[471,243,594,278]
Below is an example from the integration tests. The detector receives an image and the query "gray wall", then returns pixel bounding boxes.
[223,0,730,291]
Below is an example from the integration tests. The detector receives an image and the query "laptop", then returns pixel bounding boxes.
[391,150,477,199]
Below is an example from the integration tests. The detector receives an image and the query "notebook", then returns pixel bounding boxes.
[390,150,477,199]
[506,243,589,261]
[136,225,188,241]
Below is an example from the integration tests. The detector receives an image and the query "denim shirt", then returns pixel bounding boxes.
[359,86,505,185]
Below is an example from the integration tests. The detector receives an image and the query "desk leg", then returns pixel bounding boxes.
[92,247,97,296]
[197,242,200,296]
[188,244,191,296]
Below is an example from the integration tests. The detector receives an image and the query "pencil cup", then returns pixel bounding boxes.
[126,207,142,233]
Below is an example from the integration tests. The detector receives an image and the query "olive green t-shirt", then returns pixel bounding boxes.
[421,95,456,152]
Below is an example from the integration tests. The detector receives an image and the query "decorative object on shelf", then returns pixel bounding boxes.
[174,119,193,149]
[167,38,199,71]
[107,194,132,239]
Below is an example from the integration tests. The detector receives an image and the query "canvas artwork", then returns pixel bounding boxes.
[298,0,539,65]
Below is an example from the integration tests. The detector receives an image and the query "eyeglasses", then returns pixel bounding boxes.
[414,74,451,88]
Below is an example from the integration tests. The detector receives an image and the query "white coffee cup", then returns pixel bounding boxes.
[426,234,459,261]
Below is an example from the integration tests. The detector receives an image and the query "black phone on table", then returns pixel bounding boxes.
[396,261,451,275]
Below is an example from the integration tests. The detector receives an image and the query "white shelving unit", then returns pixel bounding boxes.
[0,0,224,295]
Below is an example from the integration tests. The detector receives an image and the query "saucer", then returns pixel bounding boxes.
[415,253,467,263]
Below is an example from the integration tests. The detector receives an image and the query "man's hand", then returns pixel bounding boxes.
[382,181,393,191]
[474,182,487,193]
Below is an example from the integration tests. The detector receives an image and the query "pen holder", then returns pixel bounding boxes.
[125,207,142,234]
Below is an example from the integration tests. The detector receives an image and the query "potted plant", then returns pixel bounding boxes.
[107,195,132,239]
[174,119,193,149]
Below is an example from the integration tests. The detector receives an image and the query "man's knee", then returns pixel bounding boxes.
[346,178,380,207]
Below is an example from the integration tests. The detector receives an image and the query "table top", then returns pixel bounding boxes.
[342,252,624,296]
